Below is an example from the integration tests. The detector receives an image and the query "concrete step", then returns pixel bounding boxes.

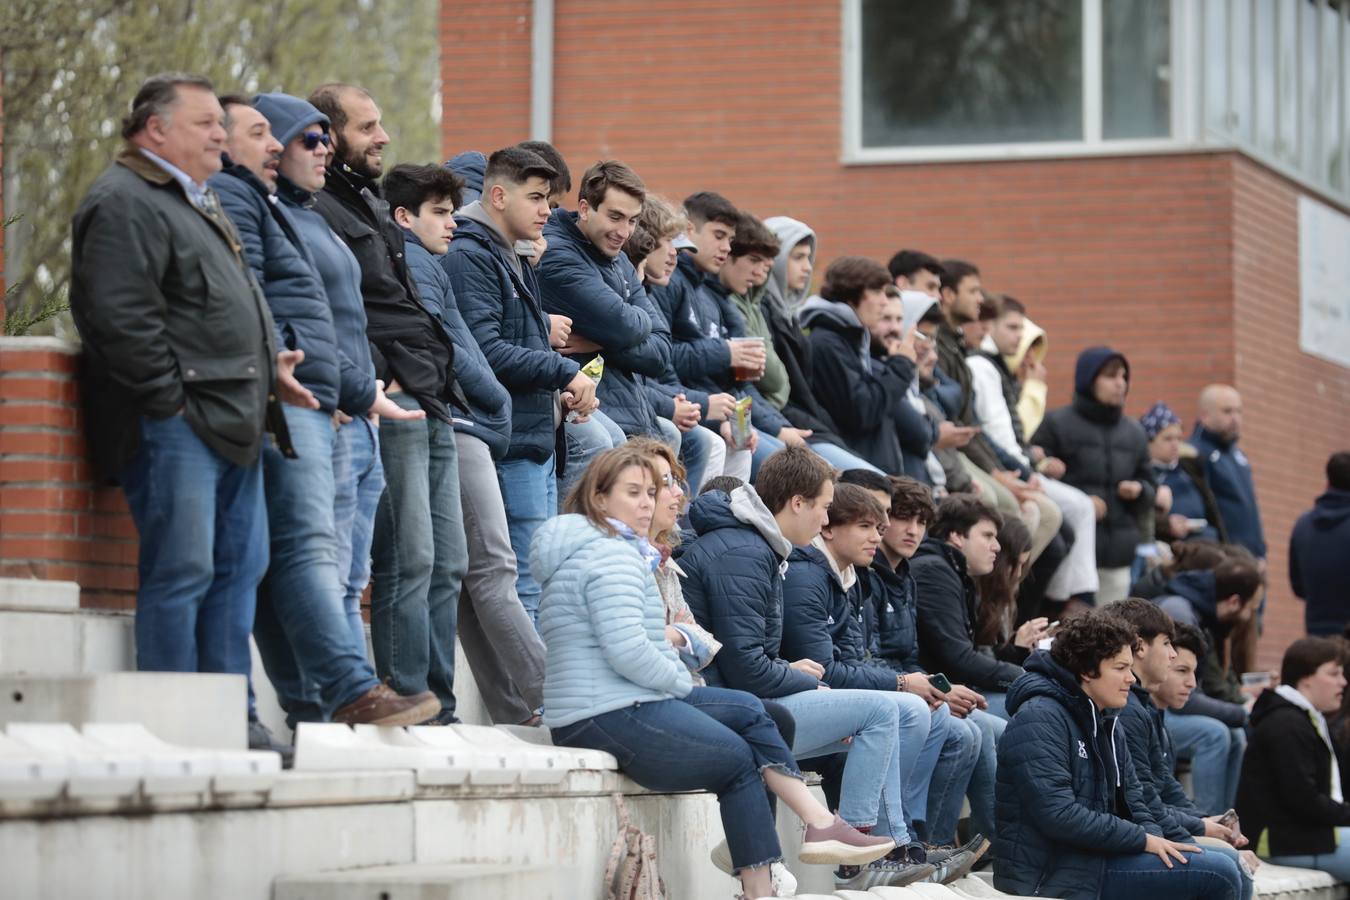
[0,671,246,750]
[274,862,562,900]
[0,578,79,612]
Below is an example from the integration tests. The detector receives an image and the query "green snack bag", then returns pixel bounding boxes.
[729,395,754,449]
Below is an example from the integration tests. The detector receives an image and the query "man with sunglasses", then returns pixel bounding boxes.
[210,93,441,743]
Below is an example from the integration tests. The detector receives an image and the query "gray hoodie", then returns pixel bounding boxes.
[763,216,816,318]
[729,485,794,563]
[798,294,872,369]
[455,199,524,280]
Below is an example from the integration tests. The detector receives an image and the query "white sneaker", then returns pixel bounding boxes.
[710,840,797,896]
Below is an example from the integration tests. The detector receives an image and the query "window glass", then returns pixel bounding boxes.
[1103,0,1172,138]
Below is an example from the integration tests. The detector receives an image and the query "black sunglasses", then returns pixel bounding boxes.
[300,132,332,150]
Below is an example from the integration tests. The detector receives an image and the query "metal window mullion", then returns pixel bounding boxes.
[1296,0,1304,166]
[1341,0,1348,192]
[1083,0,1103,143]
[1250,0,1259,144]
[841,0,861,159]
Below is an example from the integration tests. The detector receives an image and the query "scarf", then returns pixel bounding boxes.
[607,518,663,573]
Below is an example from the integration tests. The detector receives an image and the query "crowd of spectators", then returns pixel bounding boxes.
[65,73,1350,899]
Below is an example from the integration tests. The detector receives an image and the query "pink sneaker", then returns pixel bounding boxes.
[798,814,896,866]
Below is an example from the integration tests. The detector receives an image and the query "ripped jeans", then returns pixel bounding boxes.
[550,685,793,872]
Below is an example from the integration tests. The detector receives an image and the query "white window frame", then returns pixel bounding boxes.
[840,0,1200,165]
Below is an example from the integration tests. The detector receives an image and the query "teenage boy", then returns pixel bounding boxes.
[841,470,997,846]
[680,446,937,888]
[386,163,546,725]
[994,612,1242,900]
[538,160,675,499]
[888,249,943,299]
[1108,600,1254,898]
[912,495,1023,714]
[781,479,986,879]
[212,95,439,731]
[798,256,915,475]
[443,146,597,622]
[654,191,792,475]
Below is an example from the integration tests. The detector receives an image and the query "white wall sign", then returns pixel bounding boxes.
[1299,194,1350,370]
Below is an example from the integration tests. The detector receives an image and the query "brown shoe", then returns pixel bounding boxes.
[332,684,441,726]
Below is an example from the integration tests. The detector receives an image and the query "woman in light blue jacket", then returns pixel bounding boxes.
[531,447,892,898]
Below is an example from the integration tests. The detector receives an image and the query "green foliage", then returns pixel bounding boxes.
[1,0,441,328]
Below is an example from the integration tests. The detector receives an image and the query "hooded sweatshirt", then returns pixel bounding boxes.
[762,216,816,317]
[457,199,524,280]
[1005,317,1048,438]
[1289,488,1350,636]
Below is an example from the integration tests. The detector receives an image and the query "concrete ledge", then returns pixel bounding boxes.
[0,579,79,613]
[275,862,565,900]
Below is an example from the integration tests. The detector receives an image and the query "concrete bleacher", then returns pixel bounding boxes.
[1,576,1346,900]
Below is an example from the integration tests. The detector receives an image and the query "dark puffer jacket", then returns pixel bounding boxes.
[537,209,668,438]
[1119,684,1205,841]
[993,651,1160,900]
[211,161,343,412]
[1192,426,1266,559]
[865,555,924,674]
[403,233,511,458]
[799,296,912,475]
[780,544,895,691]
[760,296,845,446]
[1032,352,1155,568]
[1238,687,1350,858]
[678,488,820,699]
[911,537,1026,691]
[652,252,732,390]
[444,213,578,464]
[1289,488,1350,637]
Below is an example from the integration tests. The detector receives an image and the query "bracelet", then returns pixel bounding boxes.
[896,673,907,692]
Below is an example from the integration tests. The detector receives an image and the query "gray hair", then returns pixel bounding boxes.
[121,72,216,140]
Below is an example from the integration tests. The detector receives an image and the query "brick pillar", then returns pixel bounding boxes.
[0,337,138,608]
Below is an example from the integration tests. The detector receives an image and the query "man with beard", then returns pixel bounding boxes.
[308,83,468,722]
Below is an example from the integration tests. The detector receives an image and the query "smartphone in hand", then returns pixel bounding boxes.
[928,673,953,694]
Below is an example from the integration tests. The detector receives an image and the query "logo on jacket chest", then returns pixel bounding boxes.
[1077,739,1089,760]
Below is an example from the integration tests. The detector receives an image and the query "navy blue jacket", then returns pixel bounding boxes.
[993,651,1161,900]
[277,177,378,416]
[1119,684,1205,841]
[864,555,925,675]
[780,544,896,692]
[799,298,913,475]
[679,491,821,699]
[537,209,668,438]
[1289,488,1350,636]
[404,233,511,457]
[1192,426,1266,558]
[911,537,1026,691]
[652,252,732,390]
[211,162,343,412]
[444,214,578,463]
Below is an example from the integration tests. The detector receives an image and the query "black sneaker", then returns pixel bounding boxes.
[247,719,294,769]
[418,708,462,726]
[922,834,990,884]
[834,849,936,890]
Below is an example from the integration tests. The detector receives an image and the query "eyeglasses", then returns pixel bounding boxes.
[660,472,685,494]
[300,132,332,150]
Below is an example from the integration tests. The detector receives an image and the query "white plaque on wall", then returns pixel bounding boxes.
[1299,194,1350,370]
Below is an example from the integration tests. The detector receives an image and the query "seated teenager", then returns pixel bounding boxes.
[531,447,893,900]
[845,470,999,846]
[1107,600,1255,899]
[994,612,1243,900]
[780,481,986,881]
[679,446,939,888]
[1238,637,1350,880]
[973,516,1054,671]
[1140,402,1228,544]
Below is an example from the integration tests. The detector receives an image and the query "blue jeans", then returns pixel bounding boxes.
[1166,711,1246,815]
[884,692,946,833]
[498,454,558,623]
[750,428,785,480]
[810,440,884,474]
[560,409,626,509]
[120,414,267,688]
[777,688,910,844]
[927,710,981,844]
[1099,848,1242,900]
[551,686,790,872]
[253,406,380,723]
[1201,840,1254,900]
[982,691,1010,721]
[1266,827,1350,882]
[371,395,468,713]
[332,416,384,659]
[967,708,1006,839]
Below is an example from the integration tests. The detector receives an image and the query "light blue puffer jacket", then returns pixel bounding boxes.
[530,514,693,727]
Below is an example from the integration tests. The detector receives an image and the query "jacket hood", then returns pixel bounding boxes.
[763,216,816,313]
[1312,489,1350,528]
[529,514,612,585]
[800,294,871,366]
[214,158,270,196]
[253,93,329,150]
[1073,345,1130,397]
[687,486,794,560]
[1007,649,1094,717]
[806,537,856,591]
[447,151,487,205]
[1248,683,1305,728]
[456,200,513,251]
[900,291,938,342]
[1164,569,1219,630]
[1005,316,1047,372]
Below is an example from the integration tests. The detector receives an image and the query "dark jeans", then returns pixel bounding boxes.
[120,414,267,693]
[551,686,795,872]
[1099,849,1242,900]
[253,406,379,724]
[371,393,468,713]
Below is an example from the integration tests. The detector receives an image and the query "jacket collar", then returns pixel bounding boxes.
[276,174,317,208]
[1072,390,1124,425]
[115,145,243,258]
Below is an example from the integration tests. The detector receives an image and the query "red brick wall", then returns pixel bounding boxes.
[439,0,1349,667]
[0,338,137,609]
[441,1,534,158]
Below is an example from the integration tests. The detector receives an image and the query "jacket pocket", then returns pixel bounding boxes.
[179,352,266,449]
[180,352,263,383]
